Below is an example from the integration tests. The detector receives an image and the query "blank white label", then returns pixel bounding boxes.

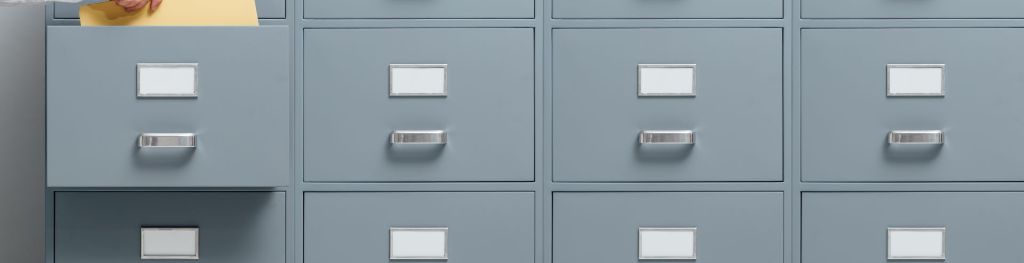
[137,63,198,97]
[638,228,696,260]
[390,64,447,96]
[888,228,945,260]
[141,227,199,260]
[390,227,448,259]
[887,64,944,96]
[638,64,696,96]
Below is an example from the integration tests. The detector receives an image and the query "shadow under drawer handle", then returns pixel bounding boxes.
[390,130,447,145]
[138,133,197,148]
[639,130,694,145]
[888,130,943,145]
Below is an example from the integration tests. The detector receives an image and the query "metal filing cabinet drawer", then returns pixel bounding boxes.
[304,192,534,263]
[54,0,287,19]
[303,28,534,182]
[802,28,1024,182]
[54,192,286,263]
[553,192,783,263]
[553,0,780,18]
[802,0,1024,19]
[803,192,1024,263]
[303,0,532,19]
[46,26,290,187]
[552,28,782,182]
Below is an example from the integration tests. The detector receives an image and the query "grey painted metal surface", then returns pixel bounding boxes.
[303,28,534,182]
[554,0,781,18]
[304,192,534,263]
[0,6,45,263]
[552,28,782,182]
[46,26,291,187]
[802,0,1024,19]
[554,192,783,263]
[303,0,532,19]
[54,192,286,263]
[803,192,1024,263]
[53,0,286,19]
[802,28,1024,182]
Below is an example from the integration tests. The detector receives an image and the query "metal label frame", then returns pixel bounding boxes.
[389,227,449,260]
[887,227,947,260]
[136,63,200,98]
[637,64,697,97]
[638,227,697,260]
[140,227,200,260]
[886,64,946,97]
[389,64,449,97]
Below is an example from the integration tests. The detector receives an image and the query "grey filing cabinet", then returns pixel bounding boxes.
[44,0,291,261]
[797,0,1024,262]
[44,0,1024,261]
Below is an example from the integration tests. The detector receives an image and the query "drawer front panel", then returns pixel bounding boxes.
[803,192,1024,263]
[303,0,532,18]
[802,0,1024,19]
[553,192,783,263]
[54,192,286,263]
[802,29,1024,182]
[552,28,782,182]
[554,0,780,18]
[303,28,534,182]
[304,192,534,263]
[46,26,290,187]
[54,0,286,19]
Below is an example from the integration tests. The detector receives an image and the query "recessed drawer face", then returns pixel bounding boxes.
[553,192,783,263]
[552,28,782,182]
[303,28,534,183]
[54,0,286,19]
[803,192,1024,263]
[303,0,532,18]
[304,192,534,263]
[802,0,1024,18]
[54,192,285,263]
[46,26,290,187]
[802,29,1024,182]
[554,0,780,18]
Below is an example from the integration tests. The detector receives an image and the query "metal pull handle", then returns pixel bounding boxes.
[390,130,447,145]
[888,130,943,145]
[639,130,694,145]
[138,133,197,148]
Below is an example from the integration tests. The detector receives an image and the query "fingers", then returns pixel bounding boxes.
[149,0,162,11]
[114,0,148,12]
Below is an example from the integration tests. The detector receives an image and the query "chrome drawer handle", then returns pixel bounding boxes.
[390,130,447,145]
[888,130,943,145]
[639,130,694,145]
[138,133,197,148]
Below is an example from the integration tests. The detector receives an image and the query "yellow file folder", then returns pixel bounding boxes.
[79,0,259,26]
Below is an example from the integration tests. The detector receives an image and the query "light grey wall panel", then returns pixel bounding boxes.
[0,5,44,263]
[802,28,1024,182]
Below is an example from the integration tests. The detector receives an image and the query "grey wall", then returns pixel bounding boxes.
[0,5,45,263]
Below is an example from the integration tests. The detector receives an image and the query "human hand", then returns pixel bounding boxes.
[112,0,162,12]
